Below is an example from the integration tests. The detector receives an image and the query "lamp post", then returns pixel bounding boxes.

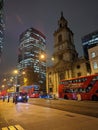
[22,71,27,86]
[46,56,55,95]
[14,70,19,93]
[39,53,46,92]
[39,52,54,94]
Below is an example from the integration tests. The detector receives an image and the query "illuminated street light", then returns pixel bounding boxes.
[51,57,54,61]
[14,70,18,74]
[3,78,7,82]
[13,69,19,93]
[39,53,46,61]
[22,71,26,75]
[10,77,14,82]
[2,85,5,88]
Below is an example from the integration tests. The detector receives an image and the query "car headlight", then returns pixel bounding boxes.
[18,96,22,99]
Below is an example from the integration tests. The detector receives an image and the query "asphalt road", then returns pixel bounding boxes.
[0,99,98,130]
[28,98,98,118]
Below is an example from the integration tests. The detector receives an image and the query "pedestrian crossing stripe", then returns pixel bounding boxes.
[15,125,24,130]
[8,126,16,130]
[2,124,24,130]
[2,127,8,130]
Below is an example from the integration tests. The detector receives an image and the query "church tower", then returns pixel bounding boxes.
[53,12,78,79]
[46,12,87,96]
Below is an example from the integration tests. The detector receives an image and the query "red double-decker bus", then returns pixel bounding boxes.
[58,74,98,101]
[21,85,40,98]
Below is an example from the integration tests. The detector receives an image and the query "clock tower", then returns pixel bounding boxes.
[53,12,78,79]
[46,12,88,96]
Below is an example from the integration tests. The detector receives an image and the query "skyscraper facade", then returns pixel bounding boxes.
[82,30,98,59]
[18,28,46,91]
[0,0,4,59]
[88,45,98,74]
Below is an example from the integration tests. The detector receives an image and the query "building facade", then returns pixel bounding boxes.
[88,45,98,74]
[17,28,46,91]
[82,30,98,60]
[0,0,4,59]
[46,12,88,97]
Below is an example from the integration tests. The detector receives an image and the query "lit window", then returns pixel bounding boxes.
[91,52,96,58]
[93,62,98,69]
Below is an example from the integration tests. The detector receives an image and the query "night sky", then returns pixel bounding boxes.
[0,0,98,76]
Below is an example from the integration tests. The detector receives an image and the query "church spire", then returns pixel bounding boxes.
[61,11,63,18]
[58,11,68,28]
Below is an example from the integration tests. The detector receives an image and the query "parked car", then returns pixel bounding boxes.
[39,93,53,99]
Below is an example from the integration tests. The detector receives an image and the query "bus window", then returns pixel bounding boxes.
[92,76,98,81]
[73,89,78,93]
[78,88,86,93]
[82,88,86,93]
[86,85,92,93]
[96,90,98,93]
[68,80,72,83]
[78,88,82,92]
[64,89,73,93]
[72,80,76,83]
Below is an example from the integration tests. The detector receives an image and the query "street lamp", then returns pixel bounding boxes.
[51,57,54,61]
[39,53,46,61]
[39,53,55,94]
[46,57,55,95]
[2,85,5,89]
[38,52,46,91]
[13,69,19,93]
[22,71,28,86]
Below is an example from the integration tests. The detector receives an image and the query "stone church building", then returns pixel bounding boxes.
[46,12,89,97]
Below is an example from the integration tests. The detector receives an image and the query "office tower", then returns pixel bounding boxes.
[88,45,98,74]
[0,0,4,58]
[18,27,46,91]
[82,30,98,59]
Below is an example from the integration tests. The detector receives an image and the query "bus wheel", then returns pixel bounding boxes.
[92,95,98,101]
[64,95,68,99]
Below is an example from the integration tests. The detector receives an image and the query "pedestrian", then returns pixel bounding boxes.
[13,95,15,103]
[3,95,5,102]
[7,95,10,102]
[15,95,18,104]
[77,93,81,101]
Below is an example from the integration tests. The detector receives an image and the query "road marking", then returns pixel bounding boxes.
[8,126,16,130]
[15,125,24,130]
[2,127,8,130]
[2,125,24,130]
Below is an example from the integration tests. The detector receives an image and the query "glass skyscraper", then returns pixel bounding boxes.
[82,30,98,59]
[18,28,46,91]
[0,0,4,58]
